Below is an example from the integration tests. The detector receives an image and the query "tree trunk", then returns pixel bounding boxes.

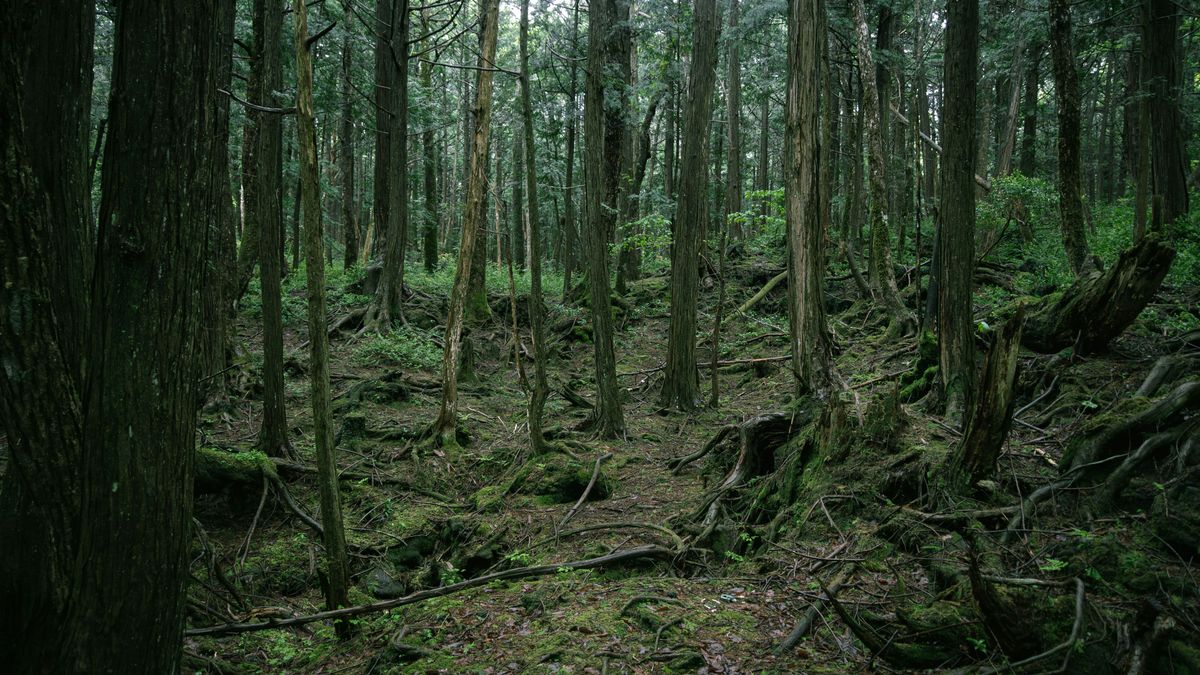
[341,22,359,269]
[583,0,626,435]
[235,0,265,304]
[937,0,979,423]
[512,128,526,271]
[616,89,664,294]
[786,0,836,400]
[952,307,1023,487]
[1,0,219,669]
[1018,40,1040,176]
[1142,0,1189,228]
[421,9,439,272]
[726,0,743,237]
[372,0,392,264]
[258,0,291,457]
[994,33,1025,178]
[432,0,500,447]
[560,0,580,301]
[292,0,351,637]
[661,0,718,411]
[852,0,914,335]
[1049,0,1090,276]
[521,0,550,453]
[1023,237,1175,354]
[372,0,410,325]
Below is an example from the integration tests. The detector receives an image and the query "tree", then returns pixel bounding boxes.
[1048,0,1090,276]
[1142,0,1189,229]
[420,7,439,273]
[0,0,222,668]
[582,0,626,435]
[560,0,581,301]
[786,0,836,399]
[258,0,292,457]
[341,15,359,269]
[938,0,979,424]
[431,0,500,448]
[369,0,411,327]
[726,0,744,237]
[851,0,914,335]
[661,0,719,411]
[292,0,351,636]
[521,0,550,453]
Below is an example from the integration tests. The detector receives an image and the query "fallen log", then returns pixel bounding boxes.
[1022,237,1175,354]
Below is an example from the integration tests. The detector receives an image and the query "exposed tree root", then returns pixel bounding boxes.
[184,544,674,637]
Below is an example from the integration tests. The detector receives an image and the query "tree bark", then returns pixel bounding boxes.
[258,0,291,457]
[420,8,439,273]
[1,0,218,669]
[786,0,836,400]
[937,0,979,423]
[372,0,392,263]
[1142,0,1189,228]
[661,0,718,411]
[560,0,580,301]
[293,0,352,637]
[726,0,743,237]
[953,307,1023,486]
[341,20,359,269]
[432,0,500,447]
[521,0,550,453]
[852,0,914,335]
[1018,40,1040,176]
[373,0,410,325]
[1049,0,1090,276]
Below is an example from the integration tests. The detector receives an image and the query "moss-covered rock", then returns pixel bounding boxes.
[508,454,612,504]
[194,446,275,494]
[471,484,507,513]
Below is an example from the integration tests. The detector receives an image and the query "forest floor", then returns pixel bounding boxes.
[187,237,1200,674]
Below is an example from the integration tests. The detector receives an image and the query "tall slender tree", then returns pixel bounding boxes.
[582,0,626,434]
[1049,0,1090,276]
[661,0,719,411]
[1142,0,1189,229]
[258,0,291,457]
[431,0,500,448]
[938,0,979,423]
[340,14,359,269]
[852,0,914,335]
[292,0,351,636]
[521,0,550,453]
[786,0,836,399]
[421,8,440,273]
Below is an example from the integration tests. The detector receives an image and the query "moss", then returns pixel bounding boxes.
[508,454,612,504]
[897,601,980,649]
[471,484,507,513]
[1152,640,1200,675]
[242,533,313,596]
[194,446,275,493]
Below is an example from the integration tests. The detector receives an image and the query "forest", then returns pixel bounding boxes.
[1,0,1198,671]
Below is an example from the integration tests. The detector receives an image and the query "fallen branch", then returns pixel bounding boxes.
[737,270,786,315]
[184,544,673,637]
[776,563,857,653]
[557,453,612,532]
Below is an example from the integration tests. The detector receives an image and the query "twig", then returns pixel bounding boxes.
[558,453,612,532]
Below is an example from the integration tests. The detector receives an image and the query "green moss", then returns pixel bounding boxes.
[242,533,313,596]
[194,446,275,492]
[508,454,612,504]
[471,484,507,513]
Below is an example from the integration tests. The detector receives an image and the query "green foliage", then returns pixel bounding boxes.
[352,325,442,370]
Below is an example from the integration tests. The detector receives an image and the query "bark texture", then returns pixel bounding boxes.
[1049,0,1090,276]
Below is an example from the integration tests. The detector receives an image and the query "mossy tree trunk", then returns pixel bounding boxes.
[432,0,500,448]
[293,0,351,636]
[851,0,914,336]
[1141,0,1189,229]
[421,8,439,273]
[560,0,580,302]
[341,22,359,269]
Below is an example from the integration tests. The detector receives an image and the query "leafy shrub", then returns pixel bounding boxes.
[352,324,442,370]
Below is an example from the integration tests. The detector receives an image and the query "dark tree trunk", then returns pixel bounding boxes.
[1,0,220,669]
[1018,40,1040,176]
[512,128,526,271]
[583,0,626,434]
[421,9,439,273]
[937,0,979,423]
[258,0,291,457]
[661,0,718,411]
[1049,0,1090,276]
[372,0,392,263]
[373,0,410,325]
[560,0,580,301]
[341,22,359,269]
[1142,0,1189,228]
[726,0,743,236]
